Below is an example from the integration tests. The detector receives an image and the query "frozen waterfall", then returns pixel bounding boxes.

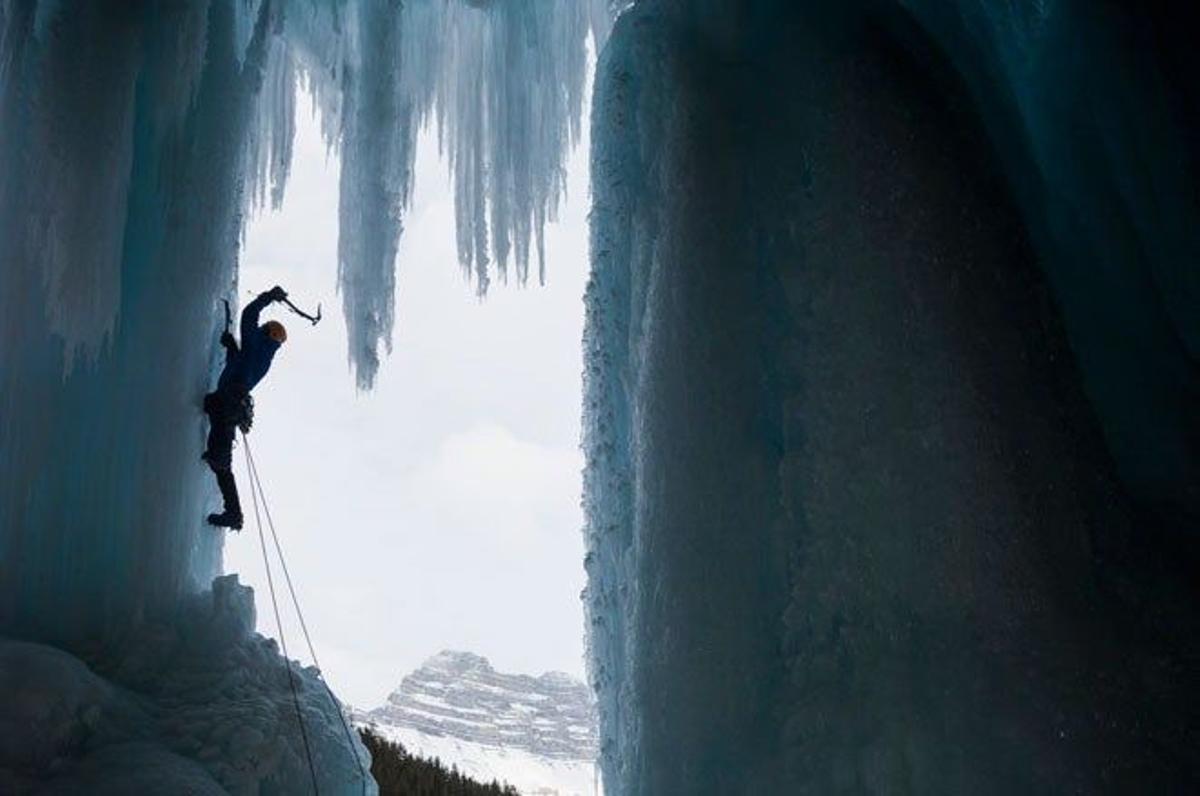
[0,1,605,792]
[4,0,1197,794]
[285,0,608,385]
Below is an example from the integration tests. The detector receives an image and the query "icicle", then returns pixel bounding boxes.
[284,0,608,385]
[247,38,297,212]
[336,0,413,389]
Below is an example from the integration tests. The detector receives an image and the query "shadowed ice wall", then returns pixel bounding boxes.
[583,2,1199,793]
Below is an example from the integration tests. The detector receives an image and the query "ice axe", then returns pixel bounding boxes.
[281,295,322,326]
[239,289,323,326]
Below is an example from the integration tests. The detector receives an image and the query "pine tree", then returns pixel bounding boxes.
[358,727,521,796]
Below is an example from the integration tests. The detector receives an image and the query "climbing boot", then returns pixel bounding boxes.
[207,511,244,531]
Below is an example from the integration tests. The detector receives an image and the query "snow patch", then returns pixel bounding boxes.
[0,576,374,796]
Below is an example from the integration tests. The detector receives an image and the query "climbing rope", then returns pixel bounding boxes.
[241,432,370,796]
[243,432,320,795]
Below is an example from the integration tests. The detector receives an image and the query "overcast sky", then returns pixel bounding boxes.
[224,93,591,709]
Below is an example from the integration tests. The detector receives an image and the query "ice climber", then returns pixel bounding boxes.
[202,286,289,530]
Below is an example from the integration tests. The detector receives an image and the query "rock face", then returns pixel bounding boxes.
[367,651,598,762]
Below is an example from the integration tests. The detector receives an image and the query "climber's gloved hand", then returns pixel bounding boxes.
[220,331,237,350]
[265,285,288,303]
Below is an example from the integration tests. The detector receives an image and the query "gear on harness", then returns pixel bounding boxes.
[203,385,254,434]
[239,396,254,434]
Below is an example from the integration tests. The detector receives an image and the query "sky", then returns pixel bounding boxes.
[224,90,592,709]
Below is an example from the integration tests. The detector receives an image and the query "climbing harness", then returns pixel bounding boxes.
[204,386,253,434]
[237,396,255,434]
[241,432,369,796]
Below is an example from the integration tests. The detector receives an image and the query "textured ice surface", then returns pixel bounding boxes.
[0,575,374,795]
[584,1,1199,794]
[0,0,277,646]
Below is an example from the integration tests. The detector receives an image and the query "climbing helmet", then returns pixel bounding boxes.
[263,320,287,343]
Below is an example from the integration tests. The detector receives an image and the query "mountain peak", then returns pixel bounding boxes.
[425,649,492,673]
[537,670,579,687]
[372,651,597,762]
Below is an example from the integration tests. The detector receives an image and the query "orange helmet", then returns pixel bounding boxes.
[263,320,287,343]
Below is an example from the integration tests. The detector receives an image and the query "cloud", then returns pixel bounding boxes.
[226,99,592,708]
[409,423,582,548]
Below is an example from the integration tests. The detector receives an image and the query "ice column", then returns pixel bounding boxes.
[584,2,1199,793]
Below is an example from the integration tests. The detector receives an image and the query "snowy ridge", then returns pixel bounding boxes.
[359,652,599,795]
[369,651,597,760]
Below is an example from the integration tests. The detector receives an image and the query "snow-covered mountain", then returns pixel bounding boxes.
[359,651,599,796]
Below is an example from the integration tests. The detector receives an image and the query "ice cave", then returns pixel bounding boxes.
[1,1,1197,794]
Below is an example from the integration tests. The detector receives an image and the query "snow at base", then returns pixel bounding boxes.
[366,723,599,796]
[0,575,374,796]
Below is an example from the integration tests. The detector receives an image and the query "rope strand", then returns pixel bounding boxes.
[243,433,369,795]
[243,432,321,796]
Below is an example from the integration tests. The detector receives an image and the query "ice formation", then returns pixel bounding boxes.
[283,0,610,385]
[0,0,606,792]
[0,576,371,795]
[6,0,1197,794]
[583,1,1199,794]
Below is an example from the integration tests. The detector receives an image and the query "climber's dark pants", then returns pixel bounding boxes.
[212,465,241,519]
[204,390,243,519]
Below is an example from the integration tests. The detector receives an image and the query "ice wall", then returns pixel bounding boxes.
[0,0,277,646]
[0,3,376,793]
[584,1,1199,793]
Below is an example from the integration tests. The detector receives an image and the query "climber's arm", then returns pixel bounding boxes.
[240,286,287,340]
[220,331,240,362]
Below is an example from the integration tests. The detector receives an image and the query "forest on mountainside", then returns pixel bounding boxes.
[359,728,520,796]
